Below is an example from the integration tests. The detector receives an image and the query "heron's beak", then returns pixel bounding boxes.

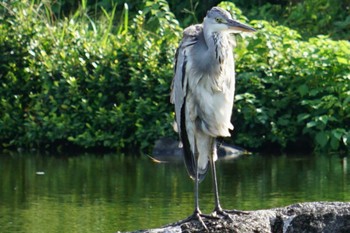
[226,19,256,33]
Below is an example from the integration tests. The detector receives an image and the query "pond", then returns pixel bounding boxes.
[0,152,349,232]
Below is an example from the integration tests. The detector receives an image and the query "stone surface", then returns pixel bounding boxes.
[126,202,350,233]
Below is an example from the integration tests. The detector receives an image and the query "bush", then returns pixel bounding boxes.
[0,1,349,153]
[0,0,180,151]
[41,0,350,40]
[232,20,350,152]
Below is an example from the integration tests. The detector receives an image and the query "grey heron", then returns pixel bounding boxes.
[170,6,256,229]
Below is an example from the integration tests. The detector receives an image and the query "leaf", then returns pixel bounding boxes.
[330,136,340,150]
[331,128,345,140]
[297,84,309,97]
[315,131,329,148]
[306,121,317,128]
[297,113,310,122]
[317,115,329,126]
[337,56,350,65]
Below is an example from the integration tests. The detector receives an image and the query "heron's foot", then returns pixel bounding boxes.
[175,209,219,232]
[191,210,210,231]
[211,206,233,221]
[211,206,249,220]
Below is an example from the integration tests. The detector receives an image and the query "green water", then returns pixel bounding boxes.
[0,152,349,232]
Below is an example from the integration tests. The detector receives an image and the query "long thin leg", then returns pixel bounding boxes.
[173,150,213,231]
[192,160,208,230]
[176,138,209,230]
[193,138,201,214]
[209,139,223,213]
[194,159,200,213]
[210,139,249,217]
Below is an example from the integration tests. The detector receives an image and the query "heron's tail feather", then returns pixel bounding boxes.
[182,141,208,182]
[197,160,209,182]
[180,103,208,182]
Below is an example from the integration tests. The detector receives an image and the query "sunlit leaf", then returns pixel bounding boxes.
[297,113,310,122]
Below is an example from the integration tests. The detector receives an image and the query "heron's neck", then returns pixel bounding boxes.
[204,30,230,64]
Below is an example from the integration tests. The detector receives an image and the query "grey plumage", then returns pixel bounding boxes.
[170,6,255,226]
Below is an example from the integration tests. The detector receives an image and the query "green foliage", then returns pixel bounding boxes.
[0,1,349,153]
[241,0,350,40]
[232,20,350,152]
[29,0,350,40]
[0,0,180,151]
[282,0,350,40]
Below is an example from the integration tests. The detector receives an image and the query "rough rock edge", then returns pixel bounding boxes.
[124,202,350,233]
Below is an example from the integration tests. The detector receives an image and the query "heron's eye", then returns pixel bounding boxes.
[215,17,223,23]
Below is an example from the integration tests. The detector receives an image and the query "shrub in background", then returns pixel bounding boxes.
[233,20,350,152]
[0,0,179,151]
[0,1,349,153]
[36,0,350,41]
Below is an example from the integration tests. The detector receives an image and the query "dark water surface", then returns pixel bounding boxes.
[0,152,349,232]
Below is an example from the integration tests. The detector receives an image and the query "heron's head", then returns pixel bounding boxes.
[204,7,256,33]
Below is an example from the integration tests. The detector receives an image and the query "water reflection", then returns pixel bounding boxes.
[0,152,349,232]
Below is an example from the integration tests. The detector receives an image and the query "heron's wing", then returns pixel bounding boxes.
[170,25,201,135]
[171,25,202,180]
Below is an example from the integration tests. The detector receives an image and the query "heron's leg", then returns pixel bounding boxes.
[194,161,200,213]
[209,139,249,217]
[174,155,214,231]
[210,154,236,218]
[191,161,209,231]
[209,139,224,213]
[193,137,201,214]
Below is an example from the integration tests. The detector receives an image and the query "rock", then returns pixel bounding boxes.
[126,202,350,233]
[274,202,350,233]
[151,137,248,162]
